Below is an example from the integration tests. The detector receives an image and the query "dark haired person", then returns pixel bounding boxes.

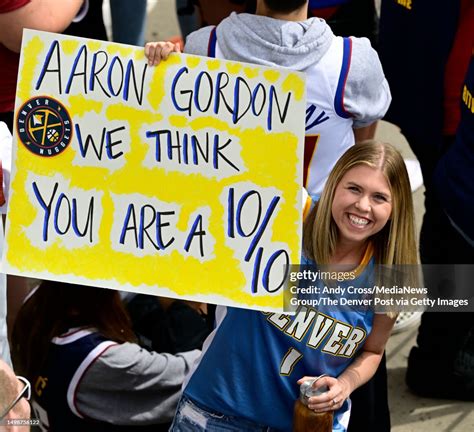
[378,0,474,401]
[177,0,377,48]
[12,282,200,431]
[308,0,378,48]
[428,53,474,401]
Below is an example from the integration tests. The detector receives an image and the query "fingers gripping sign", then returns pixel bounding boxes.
[144,41,181,66]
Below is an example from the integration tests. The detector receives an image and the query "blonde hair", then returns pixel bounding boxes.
[303,141,418,267]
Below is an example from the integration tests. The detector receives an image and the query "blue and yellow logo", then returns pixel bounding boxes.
[16,96,72,157]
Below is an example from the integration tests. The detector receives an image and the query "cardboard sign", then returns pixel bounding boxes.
[1,30,306,312]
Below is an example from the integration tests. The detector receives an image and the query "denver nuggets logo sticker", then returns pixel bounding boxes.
[16,97,72,157]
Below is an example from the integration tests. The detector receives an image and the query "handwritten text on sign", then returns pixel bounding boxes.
[2,30,305,312]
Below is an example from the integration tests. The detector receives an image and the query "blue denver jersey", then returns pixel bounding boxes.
[184,246,375,431]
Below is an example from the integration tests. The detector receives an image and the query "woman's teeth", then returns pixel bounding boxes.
[349,214,369,226]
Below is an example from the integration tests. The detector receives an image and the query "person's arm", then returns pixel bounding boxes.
[353,122,378,143]
[75,342,200,424]
[344,37,392,129]
[0,0,84,53]
[298,313,396,412]
[0,358,31,421]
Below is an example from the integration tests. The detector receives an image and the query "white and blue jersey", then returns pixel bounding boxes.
[32,329,117,431]
[208,30,355,199]
[31,328,158,432]
[184,245,376,431]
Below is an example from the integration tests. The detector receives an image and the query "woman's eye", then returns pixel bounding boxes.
[348,186,360,193]
[373,194,387,202]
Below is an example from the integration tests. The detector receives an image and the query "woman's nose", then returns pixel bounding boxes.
[355,195,371,212]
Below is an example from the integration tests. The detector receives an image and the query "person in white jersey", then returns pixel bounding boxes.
[145,0,391,199]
